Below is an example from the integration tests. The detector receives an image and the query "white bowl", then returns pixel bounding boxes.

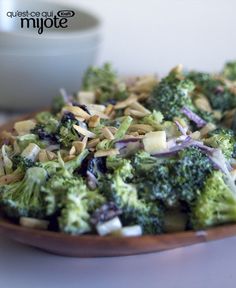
[0,0,101,110]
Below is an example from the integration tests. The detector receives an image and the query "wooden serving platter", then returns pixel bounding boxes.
[1,113,236,257]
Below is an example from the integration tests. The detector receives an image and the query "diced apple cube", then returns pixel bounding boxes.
[143,131,167,154]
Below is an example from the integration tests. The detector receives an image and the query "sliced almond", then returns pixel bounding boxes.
[104,104,114,116]
[69,146,76,155]
[137,92,150,101]
[0,130,15,144]
[194,97,212,113]
[124,108,148,118]
[102,127,115,140]
[75,116,85,122]
[73,125,96,138]
[94,148,120,158]
[0,172,24,185]
[190,131,201,140]
[77,91,95,104]
[86,104,106,112]
[107,126,118,134]
[64,155,76,162]
[87,138,100,148]
[73,141,86,154]
[82,136,88,145]
[129,101,151,115]
[46,150,57,160]
[114,94,137,110]
[130,75,157,93]
[63,105,90,120]
[88,115,100,128]
[38,150,49,162]
[20,217,49,230]
[128,124,154,134]
[199,123,216,137]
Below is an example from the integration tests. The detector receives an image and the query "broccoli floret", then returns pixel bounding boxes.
[43,174,104,234]
[205,128,235,159]
[51,94,67,114]
[101,157,163,234]
[35,112,59,132]
[106,156,133,178]
[59,177,105,235]
[56,112,81,148]
[82,63,127,104]
[12,155,35,171]
[148,70,195,120]
[222,61,236,80]
[191,171,236,229]
[0,167,47,218]
[139,110,164,129]
[174,147,213,203]
[133,147,213,206]
[42,150,89,215]
[16,134,45,151]
[187,71,236,111]
[134,159,177,207]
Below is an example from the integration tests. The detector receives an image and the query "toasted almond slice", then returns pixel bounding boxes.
[0,172,24,185]
[114,94,137,110]
[46,150,57,160]
[137,92,150,101]
[88,109,110,119]
[0,130,15,144]
[88,115,100,128]
[63,105,90,120]
[86,104,106,112]
[194,97,212,113]
[94,148,120,157]
[102,127,115,140]
[77,91,95,104]
[125,108,148,118]
[107,126,118,134]
[82,136,88,145]
[87,138,100,148]
[104,104,114,116]
[73,125,96,138]
[129,101,151,115]
[20,217,49,230]
[64,155,76,162]
[199,123,216,137]
[72,141,86,154]
[128,124,154,133]
[75,116,85,122]
[190,131,201,140]
[69,146,76,155]
[170,64,183,74]
[38,150,49,162]
[130,75,157,93]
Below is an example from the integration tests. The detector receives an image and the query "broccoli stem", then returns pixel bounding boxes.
[114,116,133,140]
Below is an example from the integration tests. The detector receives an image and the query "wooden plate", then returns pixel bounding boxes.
[1,113,236,257]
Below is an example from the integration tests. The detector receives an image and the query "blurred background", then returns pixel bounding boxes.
[0,0,236,116]
[54,0,236,75]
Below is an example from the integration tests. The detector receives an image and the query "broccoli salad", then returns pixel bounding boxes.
[1,62,236,237]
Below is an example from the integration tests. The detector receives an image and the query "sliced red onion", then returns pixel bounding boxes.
[152,136,193,157]
[181,107,207,128]
[174,120,187,135]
